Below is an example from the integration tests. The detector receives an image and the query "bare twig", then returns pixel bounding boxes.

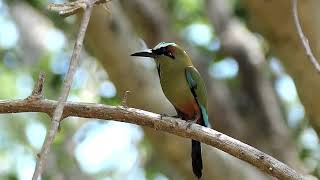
[121,90,130,107]
[292,0,320,73]
[47,0,111,17]
[32,1,95,179]
[28,72,45,100]
[0,97,303,180]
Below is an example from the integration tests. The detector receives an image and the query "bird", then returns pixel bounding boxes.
[131,42,209,179]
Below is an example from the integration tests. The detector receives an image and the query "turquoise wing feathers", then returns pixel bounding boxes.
[185,66,209,127]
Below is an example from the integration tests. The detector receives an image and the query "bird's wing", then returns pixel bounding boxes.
[185,66,209,127]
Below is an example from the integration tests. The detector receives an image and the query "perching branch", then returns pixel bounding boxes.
[1,94,303,179]
[292,0,320,73]
[32,0,102,179]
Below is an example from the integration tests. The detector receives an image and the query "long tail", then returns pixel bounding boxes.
[191,140,203,179]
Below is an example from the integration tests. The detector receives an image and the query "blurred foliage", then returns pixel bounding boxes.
[0,0,319,179]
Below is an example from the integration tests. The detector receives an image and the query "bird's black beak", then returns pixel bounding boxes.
[130,49,156,58]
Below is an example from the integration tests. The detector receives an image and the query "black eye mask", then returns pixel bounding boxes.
[152,47,175,59]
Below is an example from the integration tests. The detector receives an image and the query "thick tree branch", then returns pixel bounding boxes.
[0,97,303,180]
[32,0,99,179]
[292,0,320,73]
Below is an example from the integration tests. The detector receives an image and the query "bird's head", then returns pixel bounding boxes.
[131,42,192,66]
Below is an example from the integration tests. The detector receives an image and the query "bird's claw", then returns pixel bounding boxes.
[160,113,170,120]
[186,119,197,129]
[160,113,165,120]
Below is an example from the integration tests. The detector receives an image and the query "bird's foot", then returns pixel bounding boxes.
[160,113,169,120]
[186,119,197,129]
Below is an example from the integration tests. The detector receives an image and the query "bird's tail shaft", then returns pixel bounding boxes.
[191,140,203,179]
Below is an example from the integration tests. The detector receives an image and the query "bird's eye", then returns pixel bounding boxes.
[166,52,175,59]
[153,47,175,59]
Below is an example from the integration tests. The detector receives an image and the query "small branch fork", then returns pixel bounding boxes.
[32,0,110,179]
[0,73,303,180]
[292,0,320,73]
[48,0,111,16]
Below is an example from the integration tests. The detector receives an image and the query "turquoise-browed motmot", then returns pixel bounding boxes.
[131,42,209,179]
